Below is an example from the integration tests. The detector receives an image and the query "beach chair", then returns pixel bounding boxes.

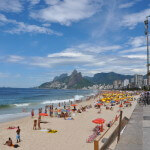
[86,133,97,143]
[92,125,99,132]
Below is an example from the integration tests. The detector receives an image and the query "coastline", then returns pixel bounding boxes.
[0,88,97,123]
[0,91,139,150]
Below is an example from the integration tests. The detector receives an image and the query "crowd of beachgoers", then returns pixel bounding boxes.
[0,90,140,150]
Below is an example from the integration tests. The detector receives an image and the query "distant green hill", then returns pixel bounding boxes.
[85,72,133,84]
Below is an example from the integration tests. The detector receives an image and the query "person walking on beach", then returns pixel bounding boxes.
[33,120,37,130]
[38,117,41,130]
[31,109,34,118]
[16,126,21,143]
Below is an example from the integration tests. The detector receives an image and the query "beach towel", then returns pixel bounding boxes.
[39,129,49,132]
[48,130,57,133]
[7,127,17,129]
[67,117,73,120]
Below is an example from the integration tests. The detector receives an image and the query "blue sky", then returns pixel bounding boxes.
[0,0,149,87]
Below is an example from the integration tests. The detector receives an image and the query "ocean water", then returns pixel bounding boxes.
[0,88,96,123]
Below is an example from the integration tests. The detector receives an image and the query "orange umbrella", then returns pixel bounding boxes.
[92,118,105,124]
[124,101,131,104]
[71,104,77,106]
[96,103,103,106]
[119,104,123,107]
[39,113,48,116]
[92,118,105,132]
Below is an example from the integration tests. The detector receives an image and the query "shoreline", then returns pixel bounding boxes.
[0,91,139,150]
[0,89,97,123]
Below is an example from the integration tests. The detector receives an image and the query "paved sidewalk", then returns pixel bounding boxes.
[115,103,148,150]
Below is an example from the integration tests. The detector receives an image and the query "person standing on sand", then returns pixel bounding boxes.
[38,117,41,130]
[31,109,34,118]
[16,126,21,143]
[33,120,37,130]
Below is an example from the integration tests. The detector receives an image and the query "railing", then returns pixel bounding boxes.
[94,111,129,150]
[94,113,129,150]
[94,114,119,150]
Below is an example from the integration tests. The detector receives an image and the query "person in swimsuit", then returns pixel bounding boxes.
[16,126,21,143]
[4,138,13,146]
[38,117,41,130]
[33,120,37,130]
[31,109,34,118]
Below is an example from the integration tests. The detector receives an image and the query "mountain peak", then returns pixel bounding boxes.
[71,69,78,75]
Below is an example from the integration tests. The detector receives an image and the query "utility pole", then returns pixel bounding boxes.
[144,16,150,89]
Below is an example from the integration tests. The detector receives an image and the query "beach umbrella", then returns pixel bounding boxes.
[71,104,77,106]
[96,103,103,106]
[92,118,105,132]
[57,109,61,113]
[119,104,123,108]
[111,101,115,103]
[124,101,131,104]
[92,118,105,124]
[39,113,48,116]
[62,109,66,112]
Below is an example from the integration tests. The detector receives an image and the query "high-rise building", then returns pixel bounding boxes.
[134,74,143,88]
[123,79,129,87]
[113,80,122,89]
[131,77,135,83]
[144,79,147,86]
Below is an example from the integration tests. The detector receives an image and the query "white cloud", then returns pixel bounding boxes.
[45,0,59,5]
[119,2,136,9]
[131,68,146,74]
[121,8,150,29]
[0,42,146,76]
[0,14,61,35]
[48,52,85,58]
[31,0,103,25]
[123,54,146,59]
[0,72,21,80]
[65,44,122,53]
[6,22,59,35]
[0,0,23,12]
[28,0,41,6]
[31,51,96,67]
[0,14,8,22]
[120,46,146,54]
[128,36,146,47]
[1,50,147,75]
[42,23,51,27]
[6,55,24,63]
[0,72,9,78]
[25,44,123,68]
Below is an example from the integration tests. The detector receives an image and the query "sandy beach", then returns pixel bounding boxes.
[0,92,139,150]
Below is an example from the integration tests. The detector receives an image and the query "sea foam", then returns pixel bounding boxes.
[13,103,30,107]
[41,95,84,105]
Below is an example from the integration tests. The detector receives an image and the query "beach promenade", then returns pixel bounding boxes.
[115,103,150,150]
